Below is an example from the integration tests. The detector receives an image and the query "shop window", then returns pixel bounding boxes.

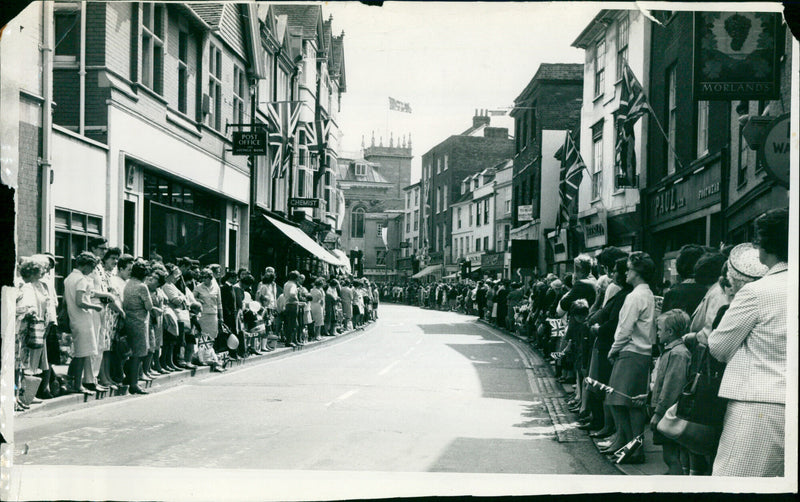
[351,207,365,238]
[141,2,165,95]
[54,208,103,297]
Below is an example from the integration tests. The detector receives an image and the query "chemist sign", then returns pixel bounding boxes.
[758,114,790,188]
[232,131,267,155]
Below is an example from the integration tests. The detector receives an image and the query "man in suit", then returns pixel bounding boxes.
[709,208,788,477]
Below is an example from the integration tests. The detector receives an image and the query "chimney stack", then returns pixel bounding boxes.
[473,108,490,129]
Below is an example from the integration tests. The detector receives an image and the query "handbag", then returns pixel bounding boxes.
[656,345,725,455]
[113,335,133,359]
[26,318,46,349]
[19,375,43,406]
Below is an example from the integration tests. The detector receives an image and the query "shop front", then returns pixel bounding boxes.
[646,154,723,284]
[480,251,505,280]
[579,208,607,254]
[546,228,572,276]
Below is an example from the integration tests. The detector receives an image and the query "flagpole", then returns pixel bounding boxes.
[645,109,685,171]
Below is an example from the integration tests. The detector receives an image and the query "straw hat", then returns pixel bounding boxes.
[727,243,768,283]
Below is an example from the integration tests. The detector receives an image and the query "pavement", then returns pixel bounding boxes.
[474,315,667,476]
[15,322,377,418]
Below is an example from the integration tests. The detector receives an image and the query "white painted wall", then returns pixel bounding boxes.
[51,131,109,218]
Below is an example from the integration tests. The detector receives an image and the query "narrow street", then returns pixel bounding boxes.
[11,304,617,498]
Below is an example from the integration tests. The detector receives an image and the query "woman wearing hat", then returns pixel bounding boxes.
[709,209,788,477]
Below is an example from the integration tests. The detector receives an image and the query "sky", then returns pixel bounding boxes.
[322,1,601,182]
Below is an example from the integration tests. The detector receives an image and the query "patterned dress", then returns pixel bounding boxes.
[122,278,152,358]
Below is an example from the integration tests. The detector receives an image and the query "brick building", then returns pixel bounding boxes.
[509,63,583,275]
[420,111,513,275]
[2,2,350,291]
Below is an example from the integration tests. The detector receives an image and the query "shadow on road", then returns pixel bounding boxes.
[444,342,534,401]
[417,322,493,338]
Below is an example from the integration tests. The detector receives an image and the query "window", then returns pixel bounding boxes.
[466,236,470,253]
[436,158,441,174]
[296,168,305,197]
[444,154,448,170]
[208,45,222,131]
[696,100,709,157]
[141,2,165,94]
[457,207,462,229]
[54,4,81,61]
[436,186,442,213]
[376,249,386,266]
[592,124,603,200]
[233,66,246,126]
[413,210,419,230]
[414,189,419,206]
[454,238,459,258]
[351,207,365,238]
[177,31,189,114]
[54,208,103,297]
[505,199,511,214]
[468,205,473,226]
[324,188,331,212]
[443,185,448,211]
[484,236,489,252]
[405,193,410,209]
[376,222,383,237]
[594,38,605,98]
[476,237,482,252]
[667,65,677,174]
[476,201,482,227]
[616,16,629,81]
[435,224,440,251]
[460,237,465,256]
[405,214,410,233]
[355,163,366,176]
[484,199,490,224]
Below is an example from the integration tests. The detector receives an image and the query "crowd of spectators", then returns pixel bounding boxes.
[380,208,788,477]
[13,243,379,404]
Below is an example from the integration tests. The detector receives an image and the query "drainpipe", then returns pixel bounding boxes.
[79,0,86,135]
[41,0,54,252]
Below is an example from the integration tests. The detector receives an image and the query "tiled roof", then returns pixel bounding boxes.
[533,63,584,82]
[271,4,321,38]
[337,159,390,183]
[187,3,223,27]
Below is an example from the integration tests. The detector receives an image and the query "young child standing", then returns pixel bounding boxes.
[651,309,692,475]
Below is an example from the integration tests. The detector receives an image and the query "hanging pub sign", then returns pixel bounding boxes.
[694,12,782,101]
[232,131,268,155]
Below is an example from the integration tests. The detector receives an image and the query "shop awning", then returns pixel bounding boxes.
[411,264,441,279]
[263,215,340,265]
[329,249,352,273]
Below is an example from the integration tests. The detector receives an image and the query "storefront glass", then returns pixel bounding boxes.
[143,171,222,265]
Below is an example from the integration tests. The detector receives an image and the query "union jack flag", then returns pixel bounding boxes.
[305,117,331,171]
[615,64,650,187]
[555,131,586,232]
[267,101,302,179]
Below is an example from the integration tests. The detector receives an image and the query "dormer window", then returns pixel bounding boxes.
[355,163,367,176]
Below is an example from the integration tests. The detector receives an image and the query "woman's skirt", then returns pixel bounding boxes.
[606,350,651,407]
[198,311,218,339]
[23,346,49,372]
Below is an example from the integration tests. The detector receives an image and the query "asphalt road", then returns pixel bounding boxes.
[10,304,618,499]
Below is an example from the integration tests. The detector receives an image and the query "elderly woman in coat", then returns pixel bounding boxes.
[709,209,788,477]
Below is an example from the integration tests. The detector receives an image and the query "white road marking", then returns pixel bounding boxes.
[325,389,358,407]
[378,360,401,376]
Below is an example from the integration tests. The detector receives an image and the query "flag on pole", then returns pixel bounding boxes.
[306,117,331,171]
[555,131,587,232]
[381,226,388,248]
[267,101,302,179]
[389,97,412,113]
[614,64,650,187]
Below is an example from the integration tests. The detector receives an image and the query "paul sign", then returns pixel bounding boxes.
[758,114,790,188]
